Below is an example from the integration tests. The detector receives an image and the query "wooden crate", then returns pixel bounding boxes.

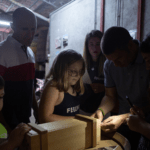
[21,114,101,150]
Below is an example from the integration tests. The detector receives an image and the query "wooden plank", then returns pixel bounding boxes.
[41,132,48,150]
[96,119,101,145]
[39,118,86,132]
[39,118,87,150]
[28,123,48,150]
[28,123,48,134]
[75,114,101,148]
[22,131,41,150]
[48,126,86,150]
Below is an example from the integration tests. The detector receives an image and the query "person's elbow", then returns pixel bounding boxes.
[38,110,51,123]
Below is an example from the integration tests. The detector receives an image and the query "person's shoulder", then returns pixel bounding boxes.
[104,59,114,69]
[44,80,60,94]
[0,39,9,52]
[0,36,14,55]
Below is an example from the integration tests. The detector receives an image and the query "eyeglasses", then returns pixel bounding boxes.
[68,69,84,77]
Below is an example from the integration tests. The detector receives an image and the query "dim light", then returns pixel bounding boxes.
[0,21,10,26]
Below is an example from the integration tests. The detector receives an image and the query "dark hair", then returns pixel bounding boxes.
[83,30,106,76]
[0,76,4,89]
[140,33,150,53]
[45,49,85,94]
[12,7,36,27]
[101,26,133,55]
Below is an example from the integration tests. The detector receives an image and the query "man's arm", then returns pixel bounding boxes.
[99,87,118,114]
[92,87,118,120]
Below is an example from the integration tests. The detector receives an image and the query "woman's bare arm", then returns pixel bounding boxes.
[39,83,74,123]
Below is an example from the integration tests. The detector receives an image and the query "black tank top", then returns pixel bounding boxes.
[53,92,80,116]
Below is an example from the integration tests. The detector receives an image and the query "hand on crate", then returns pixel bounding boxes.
[91,109,103,122]
[8,123,31,149]
[130,105,145,119]
[101,115,125,133]
[126,114,145,133]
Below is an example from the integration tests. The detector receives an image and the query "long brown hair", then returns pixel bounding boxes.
[83,30,106,77]
[45,49,85,94]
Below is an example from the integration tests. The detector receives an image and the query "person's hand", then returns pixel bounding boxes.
[90,83,105,93]
[126,115,145,133]
[130,105,145,119]
[8,123,31,148]
[101,115,125,133]
[91,110,103,122]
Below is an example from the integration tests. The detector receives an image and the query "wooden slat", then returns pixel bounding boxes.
[28,123,48,150]
[39,118,87,150]
[28,123,48,134]
[75,114,101,148]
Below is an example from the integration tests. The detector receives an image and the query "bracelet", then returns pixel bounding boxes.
[98,108,105,116]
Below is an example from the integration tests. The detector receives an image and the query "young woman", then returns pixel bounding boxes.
[39,49,85,123]
[80,30,106,115]
[0,76,31,150]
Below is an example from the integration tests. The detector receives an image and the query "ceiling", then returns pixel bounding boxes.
[0,0,74,30]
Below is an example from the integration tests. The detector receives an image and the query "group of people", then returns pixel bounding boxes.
[0,6,150,150]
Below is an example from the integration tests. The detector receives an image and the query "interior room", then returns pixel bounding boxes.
[0,0,150,150]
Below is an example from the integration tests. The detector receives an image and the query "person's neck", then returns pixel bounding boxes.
[67,86,75,94]
[92,57,98,62]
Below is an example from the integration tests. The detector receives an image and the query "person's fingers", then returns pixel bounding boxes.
[18,124,30,131]
[102,128,114,133]
[133,105,143,114]
[101,122,114,128]
[17,123,26,128]
[91,113,95,118]
[102,117,112,123]
[130,108,137,115]
[19,124,30,130]
[126,118,129,125]
[97,114,103,122]
[131,107,145,118]
[101,127,109,132]
[101,124,115,133]
[20,127,31,136]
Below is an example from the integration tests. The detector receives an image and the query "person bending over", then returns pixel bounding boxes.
[92,26,150,149]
